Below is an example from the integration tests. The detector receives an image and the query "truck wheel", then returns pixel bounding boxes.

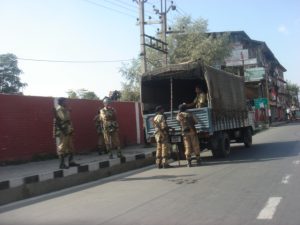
[243,128,252,148]
[211,132,221,158]
[219,132,230,157]
[211,132,230,158]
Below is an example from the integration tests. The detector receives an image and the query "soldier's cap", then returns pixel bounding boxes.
[178,104,187,112]
[58,97,66,105]
[103,97,111,104]
[155,105,163,112]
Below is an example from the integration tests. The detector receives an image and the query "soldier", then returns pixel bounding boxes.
[94,110,106,155]
[54,97,80,169]
[99,98,122,159]
[153,105,172,169]
[186,85,208,108]
[176,104,201,167]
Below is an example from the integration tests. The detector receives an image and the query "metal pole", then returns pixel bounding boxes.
[161,0,167,66]
[138,0,147,73]
[170,77,173,119]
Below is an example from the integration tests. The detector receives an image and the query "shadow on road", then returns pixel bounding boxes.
[119,174,194,182]
[202,140,299,166]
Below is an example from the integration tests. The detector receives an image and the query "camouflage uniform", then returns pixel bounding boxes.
[99,106,122,158]
[176,111,201,167]
[94,114,106,154]
[54,99,79,169]
[153,112,170,168]
[193,92,207,108]
[55,105,75,157]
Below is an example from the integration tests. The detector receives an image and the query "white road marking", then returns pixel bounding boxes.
[281,175,291,184]
[257,197,282,220]
[293,160,300,165]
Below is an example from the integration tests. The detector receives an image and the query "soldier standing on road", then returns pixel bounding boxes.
[176,104,201,167]
[54,97,80,169]
[94,110,106,155]
[153,105,172,169]
[186,85,208,108]
[99,98,122,159]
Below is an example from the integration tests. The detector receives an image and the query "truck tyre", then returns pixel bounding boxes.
[211,132,230,158]
[243,128,252,148]
[211,132,221,158]
[219,132,230,157]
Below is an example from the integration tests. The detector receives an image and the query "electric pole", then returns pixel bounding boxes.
[135,0,147,73]
[135,0,177,71]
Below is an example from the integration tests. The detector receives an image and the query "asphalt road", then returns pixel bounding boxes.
[0,122,300,225]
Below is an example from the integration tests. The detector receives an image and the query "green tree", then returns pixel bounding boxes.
[168,16,231,65]
[119,59,141,102]
[286,81,299,106]
[0,53,27,93]
[119,16,232,101]
[66,89,99,100]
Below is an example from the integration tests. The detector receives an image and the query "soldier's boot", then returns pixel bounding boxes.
[68,154,80,167]
[187,159,192,168]
[156,157,162,169]
[59,156,69,169]
[162,157,172,168]
[97,146,102,155]
[162,163,172,169]
[196,156,202,166]
[117,149,123,158]
[108,151,113,159]
[157,164,162,169]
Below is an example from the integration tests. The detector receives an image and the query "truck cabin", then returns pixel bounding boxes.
[141,62,208,114]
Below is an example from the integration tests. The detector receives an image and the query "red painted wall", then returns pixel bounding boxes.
[0,94,144,162]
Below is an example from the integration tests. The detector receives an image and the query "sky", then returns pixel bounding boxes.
[1,0,299,99]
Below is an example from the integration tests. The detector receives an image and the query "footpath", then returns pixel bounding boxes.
[0,120,289,206]
[0,145,156,206]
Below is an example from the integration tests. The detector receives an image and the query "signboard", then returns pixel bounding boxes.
[244,67,265,81]
[254,98,268,109]
[225,49,257,66]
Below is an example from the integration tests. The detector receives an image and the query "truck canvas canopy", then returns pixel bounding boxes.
[141,60,247,116]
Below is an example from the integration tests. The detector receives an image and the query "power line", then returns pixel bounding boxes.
[81,0,136,19]
[16,57,134,63]
[101,0,138,14]
[108,0,138,11]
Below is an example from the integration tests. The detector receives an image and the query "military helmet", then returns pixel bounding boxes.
[178,104,187,112]
[155,105,163,112]
[58,97,66,106]
[103,97,111,105]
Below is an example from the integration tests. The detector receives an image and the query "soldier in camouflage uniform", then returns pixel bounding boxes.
[94,110,106,155]
[153,105,171,169]
[99,98,122,159]
[54,97,80,169]
[176,104,201,167]
[186,85,208,108]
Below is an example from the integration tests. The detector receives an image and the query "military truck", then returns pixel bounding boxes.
[141,60,255,158]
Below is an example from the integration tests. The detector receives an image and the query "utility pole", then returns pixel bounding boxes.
[135,0,177,71]
[135,0,147,73]
[160,0,167,65]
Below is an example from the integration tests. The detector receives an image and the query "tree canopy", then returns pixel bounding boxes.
[286,81,299,105]
[119,16,231,101]
[66,89,99,100]
[0,53,27,93]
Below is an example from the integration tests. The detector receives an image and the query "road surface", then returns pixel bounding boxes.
[0,122,300,225]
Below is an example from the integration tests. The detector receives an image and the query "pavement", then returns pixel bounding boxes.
[0,120,290,206]
[0,145,157,206]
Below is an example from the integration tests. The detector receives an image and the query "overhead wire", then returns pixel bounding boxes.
[81,0,137,18]
[15,57,134,63]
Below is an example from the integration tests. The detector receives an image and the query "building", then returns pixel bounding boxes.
[210,31,287,123]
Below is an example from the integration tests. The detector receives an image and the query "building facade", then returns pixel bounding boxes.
[211,31,287,123]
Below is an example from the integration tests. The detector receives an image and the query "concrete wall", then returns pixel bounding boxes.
[0,94,144,162]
